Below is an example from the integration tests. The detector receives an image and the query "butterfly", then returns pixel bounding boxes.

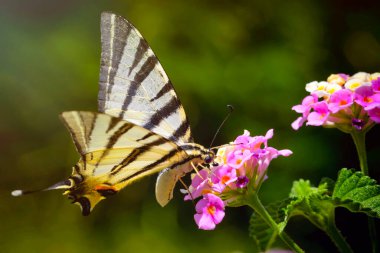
[12,12,215,215]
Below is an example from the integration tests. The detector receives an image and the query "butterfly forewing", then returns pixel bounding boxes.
[99,12,192,145]
[97,12,213,207]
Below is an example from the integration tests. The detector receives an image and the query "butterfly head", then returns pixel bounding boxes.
[202,149,216,165]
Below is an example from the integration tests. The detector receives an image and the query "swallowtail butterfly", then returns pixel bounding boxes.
[12,12,214,215]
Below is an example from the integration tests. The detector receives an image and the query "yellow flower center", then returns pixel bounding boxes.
[207,205,216,215]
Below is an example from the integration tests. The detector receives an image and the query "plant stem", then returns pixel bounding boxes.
[326,211,353,253]
[350,130,368,175]
[247,194,304,253]
[350,130,378,253]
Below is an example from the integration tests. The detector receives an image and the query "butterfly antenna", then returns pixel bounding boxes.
[209,105,234,149]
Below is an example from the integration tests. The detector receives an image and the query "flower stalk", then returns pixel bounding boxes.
[350,130,368,175]
[350,130,378,253]
[246,193,305,253]
[325,208,353,253]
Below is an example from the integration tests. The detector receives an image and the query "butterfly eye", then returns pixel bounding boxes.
[204,155,213,164]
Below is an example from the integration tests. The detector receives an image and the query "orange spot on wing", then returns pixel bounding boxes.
[95,185,117,191]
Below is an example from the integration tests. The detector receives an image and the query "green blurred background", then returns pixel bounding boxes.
[1,0,379,252]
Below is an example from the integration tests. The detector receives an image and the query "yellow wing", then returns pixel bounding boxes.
[60,111,189,182]
[60,111,192,214]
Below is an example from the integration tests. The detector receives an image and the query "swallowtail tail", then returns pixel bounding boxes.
[12,12,214,215]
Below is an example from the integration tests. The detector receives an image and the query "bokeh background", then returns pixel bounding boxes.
[1,0,379,252]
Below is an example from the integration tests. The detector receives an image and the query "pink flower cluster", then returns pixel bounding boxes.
[184,129,292,230]
[292,72,380,132]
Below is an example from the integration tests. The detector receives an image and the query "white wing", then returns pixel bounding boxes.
[97,12,208,206]
[98,12,192,146]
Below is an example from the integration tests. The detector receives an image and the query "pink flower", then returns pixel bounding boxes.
[194,194,225,230]
[234,129,273,152]
[291,117,306,130]
[352,118,366,130]
[184,129,292,230]
[236,176,249,188]
[254,147,292,186]
[307,101,330,126]
[227,149,253,169]
[184,169,210,201]
[291,95,317,130]
[251,129,274,151]
[234,130,252,148]
[355,86,380,110]
[328,89,354,113]
[338,73,349,80]
[368,107,380,123]
[372,78,380,93]
[292,95,318,114]
[292,72,379,133]
[211,165,237,185]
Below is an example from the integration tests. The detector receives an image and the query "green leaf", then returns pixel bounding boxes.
[333,168,380,217]
[285,179,333,230]
[280,169,379,225]
[290,179,328,198]
[280,169,380,230]
[249,199,290,252]
[249,169,380,251]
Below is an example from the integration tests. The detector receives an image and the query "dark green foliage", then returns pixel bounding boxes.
[333,169,380,217]
[249,169,380,250]
[249,200,290,251]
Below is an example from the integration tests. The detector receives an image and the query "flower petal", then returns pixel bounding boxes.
[194,213,216,230]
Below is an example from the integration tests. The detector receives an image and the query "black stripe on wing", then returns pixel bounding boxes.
[60,112,98,156]
[170,120,191,143]
[119,152,201,184]
[128,38,149,76]
[106,116,121,133]
[119,55,158,117]
[110,137,168,175]
[96,122,134,166]
[142,96,180,130]
[118,149,178,183]
[99,12,132,112]
[136,132,155,142]
[150,81,172,102]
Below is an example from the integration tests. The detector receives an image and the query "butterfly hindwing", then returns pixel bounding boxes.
[98,12,192,145]
[60,111,188,185]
